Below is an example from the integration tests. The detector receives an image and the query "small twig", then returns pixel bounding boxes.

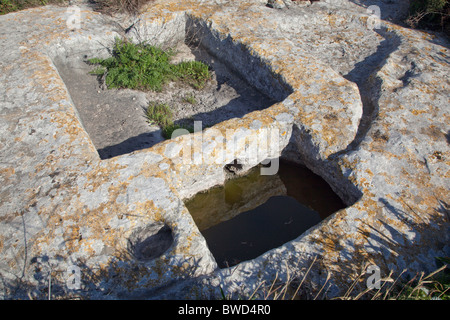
[342,267,366,299]
[291,256,317,300]
[48,270,52,300]
[264,272,278,300]
[248,280,266,300]
[280,260,290,300]
[314,272,331,300]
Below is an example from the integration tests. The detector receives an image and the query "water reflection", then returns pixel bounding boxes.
[184,160,345,268]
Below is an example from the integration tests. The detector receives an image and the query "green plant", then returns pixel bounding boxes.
[145,102,193,140]
[88,37,211,92]
[88,38,176,92]
[162,123,194,140]
[0,0,63,15]
[1,0,19,14]
[182,93,197,105]
[173,60,211,90]
[145,102,173,128]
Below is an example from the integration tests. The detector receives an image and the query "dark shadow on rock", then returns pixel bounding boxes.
[127,223,173,262]
[0,250,216,300]
[331,27,401,156]
[97,73,278,159]
[174,90,276,128]
[97,85,276,159]
[97,131,164,159]
[186,16,293,102]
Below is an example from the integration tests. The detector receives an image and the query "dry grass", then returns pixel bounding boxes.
[0,0,66,15]
[227,257,450,300]
[0,0,152,15]
[90,0,155,15]
[406,0,450,35]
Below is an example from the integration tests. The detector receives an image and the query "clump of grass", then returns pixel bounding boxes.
[145,102,173,128]
[0,0,20,14]
[88,37,211,92]
[145,102,194,139]
[162,123,194,140]
[0,0,65,15]
[182,93,197,105]
[89,38,207,140]
[173,60,211,90]
[88,39,176,92]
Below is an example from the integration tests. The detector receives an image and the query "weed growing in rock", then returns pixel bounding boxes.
[182,93,197,105]
[88,38,208,141]
[172,60,211,90]
[88,37,211,92]
[145,102,193,139]
[145,102,173,128]
[162,123,194,140]
[0,0,65,15]
[0,0,20,14]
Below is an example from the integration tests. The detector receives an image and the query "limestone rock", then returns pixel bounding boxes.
[0,0,448,300]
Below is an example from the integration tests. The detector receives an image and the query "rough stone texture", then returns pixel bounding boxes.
[0,0,448,299]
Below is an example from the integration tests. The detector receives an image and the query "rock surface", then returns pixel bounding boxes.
[0,0,448,299]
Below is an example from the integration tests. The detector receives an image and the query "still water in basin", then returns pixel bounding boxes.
[184,160,345,268]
